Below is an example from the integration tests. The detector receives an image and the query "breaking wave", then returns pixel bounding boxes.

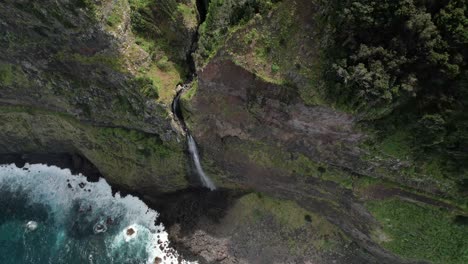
[0,163,194,264]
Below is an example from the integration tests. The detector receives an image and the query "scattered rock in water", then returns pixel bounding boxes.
[26,221,38,231]
[93,222,107,234]
[67,183,72,189]
[79,182,86,188]
[126,228,135,236]
[153,257,162,264]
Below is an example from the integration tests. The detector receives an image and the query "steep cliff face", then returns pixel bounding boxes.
[185,0,466,205]
[188,57,368,182]
[0,0,199,194]
[0,0,466,263]
[183,57,405,263]
[179,0,467,262]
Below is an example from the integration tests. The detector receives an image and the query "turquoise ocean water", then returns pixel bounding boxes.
[0,164,191,264]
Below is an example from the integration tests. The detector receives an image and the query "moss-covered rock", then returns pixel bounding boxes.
[194,0,278,69]
[166,0,468,261]
[0,0,197,193]
[0,106,188,193]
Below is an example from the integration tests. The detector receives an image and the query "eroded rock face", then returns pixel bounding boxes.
[0,0,193,194]
[0,0,165,131]
[192,58,367,174]
[184,57,412,263]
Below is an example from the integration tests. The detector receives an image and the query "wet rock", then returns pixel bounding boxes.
[126,228,135,236]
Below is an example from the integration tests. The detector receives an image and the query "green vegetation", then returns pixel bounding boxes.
[322,0,467,115]
[0,63,30,87]
[106,0,126,29]
[76,0,95,11]
[55,51,124,72]
[128,0,195,104]
[156,56,171,72]
[317,0,468,195]
[367,199,468,264]
[270,63,279,73]
[223,139,356,188]
[96,127,173,159]
[177,3,197,28]
[196,0,279,66]
[0,105,188,190]
[233,193,343,252]
[222,0,328,105]
[138,63,181,104]
[133,76,159,99]
[238,193,312,229]
[181,79,198,101]
[0,63,14,86]
[128,0,195,66]
[377,130,412,159]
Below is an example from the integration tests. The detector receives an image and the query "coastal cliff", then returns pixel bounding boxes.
[0,0,466,263]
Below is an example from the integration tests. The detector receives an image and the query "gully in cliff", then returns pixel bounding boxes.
[172,85,216,191]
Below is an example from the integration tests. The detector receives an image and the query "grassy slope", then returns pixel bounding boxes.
[367,199,468,264]
[97,0,199,105]
[228,193,346,255]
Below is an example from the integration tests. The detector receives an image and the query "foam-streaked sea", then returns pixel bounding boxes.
[0,163,194,264]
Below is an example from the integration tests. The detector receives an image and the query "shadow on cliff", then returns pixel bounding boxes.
[150,187,245,233]
[0,153,102,181]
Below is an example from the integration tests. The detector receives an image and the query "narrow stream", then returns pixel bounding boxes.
[171,0,216,191]
[172,86,216,191]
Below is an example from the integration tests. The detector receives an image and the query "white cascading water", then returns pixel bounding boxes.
[187,134,216,191]
[0,163,196,264]
[172,85,216,191]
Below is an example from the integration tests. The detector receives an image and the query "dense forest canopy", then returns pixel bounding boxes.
[321,0,467,185]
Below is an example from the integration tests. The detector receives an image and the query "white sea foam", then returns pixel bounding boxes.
[0,163,196,264]
[25,221,38,231]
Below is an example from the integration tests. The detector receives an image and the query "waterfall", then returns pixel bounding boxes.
[172,86,216,191]
[187,134,216,190]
